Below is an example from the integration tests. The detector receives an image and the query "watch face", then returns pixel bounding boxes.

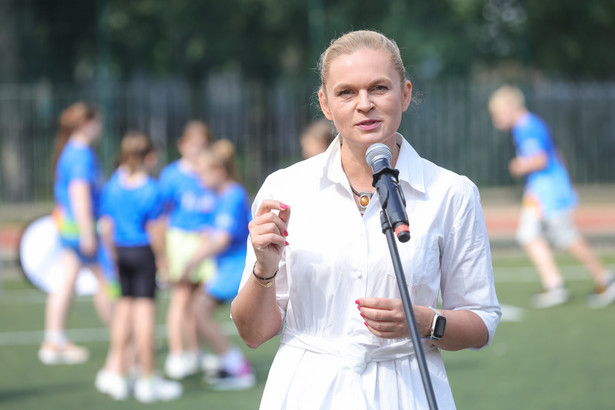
[433,316,446,339]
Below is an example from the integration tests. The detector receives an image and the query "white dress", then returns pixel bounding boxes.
[239,134,501,410]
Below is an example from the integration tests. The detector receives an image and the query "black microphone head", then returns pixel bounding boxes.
[365,143,393,172]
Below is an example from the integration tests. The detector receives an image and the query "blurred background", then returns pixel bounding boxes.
[1,1,614,409]
[1,0,614,202]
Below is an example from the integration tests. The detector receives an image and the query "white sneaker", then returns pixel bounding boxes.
[531,287,570,308]
[134,374,183,403]
[94,370,130,400]
[206,359,256,391]
[164,352,199,379]
[38,342,89,365]
[587,279,615,308]
[201,352,220,379]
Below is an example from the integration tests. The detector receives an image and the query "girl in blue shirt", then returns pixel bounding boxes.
[189,139,255,391]
[158,121,217,379]
[40,102,112,365]
[96,132,182,402]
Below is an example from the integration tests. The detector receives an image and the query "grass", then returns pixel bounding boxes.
[1,252,614,410]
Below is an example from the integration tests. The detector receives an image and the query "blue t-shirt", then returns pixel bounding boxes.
[53,141,105,241]
[100,170,163,247]
[513,112,578,216]
[158,160,216,231]
[212,182,251,276]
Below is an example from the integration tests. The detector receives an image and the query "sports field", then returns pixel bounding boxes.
[1,251,613,410]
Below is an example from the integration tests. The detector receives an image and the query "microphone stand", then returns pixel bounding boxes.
[376,182,439,410]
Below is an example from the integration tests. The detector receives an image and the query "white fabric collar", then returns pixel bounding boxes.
[324,133,426,194]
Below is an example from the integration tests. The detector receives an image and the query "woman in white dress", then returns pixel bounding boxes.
[231,30,501,410]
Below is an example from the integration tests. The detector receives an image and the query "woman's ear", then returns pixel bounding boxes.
[401,80,412,112]
[318,88,333,121]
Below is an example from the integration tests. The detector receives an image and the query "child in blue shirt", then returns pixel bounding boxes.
[40,102,112,366]
[158,120,217,379]
[97,132,182,402]
[189,139,255,391]
[489,85,614,308]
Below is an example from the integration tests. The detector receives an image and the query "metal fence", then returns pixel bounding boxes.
[1,77,614,203]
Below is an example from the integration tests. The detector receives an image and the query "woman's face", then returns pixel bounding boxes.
[318,48,412,150]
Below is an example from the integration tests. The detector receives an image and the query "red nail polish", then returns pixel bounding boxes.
[357,305,361,310]
[360,313,365,318]
[364,322,369,327]
[285,241,289,246]
[284,230,288,236]
[355,299,359,304]
[280,203,288,210]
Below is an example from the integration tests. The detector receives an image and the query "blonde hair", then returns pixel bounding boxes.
[51,102,99,177]
[318,30,407,92]
[207,139,239,182]
[488,85,526,112]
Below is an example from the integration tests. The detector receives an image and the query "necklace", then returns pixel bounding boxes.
[349,184,373,215]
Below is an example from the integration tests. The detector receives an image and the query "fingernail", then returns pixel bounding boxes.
[357,305,361,311]
[355,299,360,304]
[285,241,289,246]
[284,230,288,236]
[280,203,288,210]
[364,322,369,327]
[360,313,365,318]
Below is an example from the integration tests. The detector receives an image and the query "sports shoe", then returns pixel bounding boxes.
[38,341,89,365]
[530,287,570,308]
[587,279,615,308]
[201,352,220,379]
[134,374,183,403]
[206,359,256,391]
[164,352,199,380]
[94,370,130,400]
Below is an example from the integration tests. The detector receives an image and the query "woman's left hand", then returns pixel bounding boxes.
[357,297,433,339]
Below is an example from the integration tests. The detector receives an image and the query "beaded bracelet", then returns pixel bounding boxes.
[252,263,278,288]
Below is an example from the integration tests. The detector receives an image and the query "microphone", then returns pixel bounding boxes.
[365,143,411,243]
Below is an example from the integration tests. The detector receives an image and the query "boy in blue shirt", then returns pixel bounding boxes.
[489,85,614,308]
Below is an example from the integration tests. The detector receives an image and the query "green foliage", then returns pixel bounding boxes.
[4,0,615,85]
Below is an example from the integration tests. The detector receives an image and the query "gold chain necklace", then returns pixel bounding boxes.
[349,184,373,215]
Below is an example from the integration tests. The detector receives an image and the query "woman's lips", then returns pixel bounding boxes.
[357,120,381,130]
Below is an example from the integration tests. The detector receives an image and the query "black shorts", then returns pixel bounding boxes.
[116,245,157,299]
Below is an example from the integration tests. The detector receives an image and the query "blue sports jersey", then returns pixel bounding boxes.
[53,140,105,241]
[158,160,216,231]
[212,182,251,275]
[513,112,578,217]
[100,170,163,247]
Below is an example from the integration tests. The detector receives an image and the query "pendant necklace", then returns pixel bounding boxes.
[349,184,373,215]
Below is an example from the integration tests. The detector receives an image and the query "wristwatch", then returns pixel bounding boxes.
[429,307,446,340]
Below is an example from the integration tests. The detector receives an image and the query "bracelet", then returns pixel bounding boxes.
[252,274,274,288]
[252,263,278,284]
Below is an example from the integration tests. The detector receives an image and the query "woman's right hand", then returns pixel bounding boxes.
[248,200,290,278]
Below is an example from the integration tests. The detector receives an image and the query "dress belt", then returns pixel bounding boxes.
[280,327,436,374]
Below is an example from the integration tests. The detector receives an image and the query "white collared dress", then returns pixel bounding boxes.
[239,134,501,410]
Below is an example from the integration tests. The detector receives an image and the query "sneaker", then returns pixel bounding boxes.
[164,352,199,380]
[94,370,130,400]
[201,352,220,379]
[38,341,89,365]
[531,287,570,308]
[206,359,256,391]
[587,279,615,308]
[134,374,183,403]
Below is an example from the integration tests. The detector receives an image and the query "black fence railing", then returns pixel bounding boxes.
[1,77,614,203]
